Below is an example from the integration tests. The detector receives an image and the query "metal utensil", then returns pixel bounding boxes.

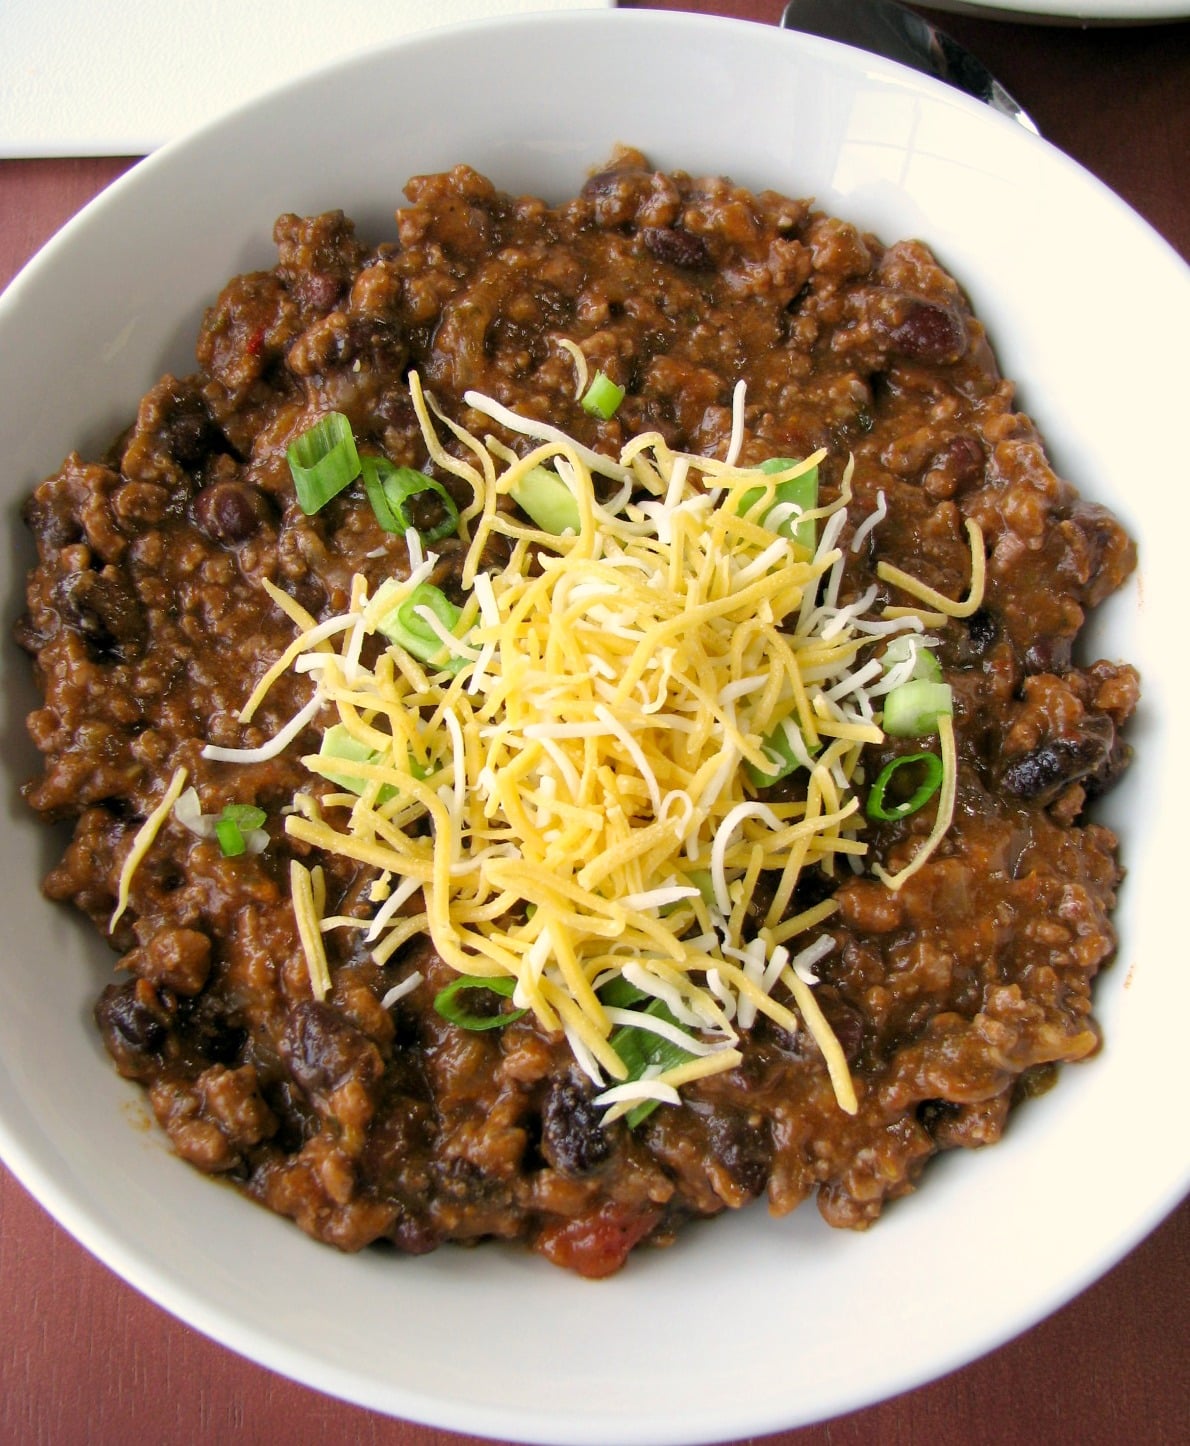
[780,0,1040,134]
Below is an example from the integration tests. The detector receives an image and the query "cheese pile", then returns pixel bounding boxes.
[204,374,979,1121]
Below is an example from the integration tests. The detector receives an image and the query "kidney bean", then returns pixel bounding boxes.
[1023,633,1073,675]
[923,433,985,497]
[870,290,969,364]
[192,480,274,543]
[641,225,712,270]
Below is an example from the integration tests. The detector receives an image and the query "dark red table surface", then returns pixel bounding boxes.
[1,4,1187,1442]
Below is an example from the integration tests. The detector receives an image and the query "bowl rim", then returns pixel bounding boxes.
[1,9,1187,1443]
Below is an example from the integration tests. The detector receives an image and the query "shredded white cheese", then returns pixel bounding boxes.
[205,372,973,1123]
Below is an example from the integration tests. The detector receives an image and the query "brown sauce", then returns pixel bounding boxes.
[15,149,1137,1276]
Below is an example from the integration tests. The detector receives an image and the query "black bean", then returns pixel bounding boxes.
[22,491,82,550]
[704,1111,769,1198]
[1082,738,1133,801]
[1002,743,1078,799]
[1001,715,1115,800]
[96,979,167,1053]
[56,567,146,660]
[192,480,274,543]
[641,226,712,271]
[540,1079,612,1175]
[965,607,999,656]
[174,993,247,1067]
[917,1098,960,1134]
[280,1000,383,1099]
[825,1003,865,1065]
[159,388,217,466]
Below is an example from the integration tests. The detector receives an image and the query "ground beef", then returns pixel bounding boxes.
[15,148,1137,1277]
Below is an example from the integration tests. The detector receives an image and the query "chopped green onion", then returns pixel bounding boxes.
[287,412,360,514]
[362,457,459,544]
[215,817,246,856]
[434,974,527,1031]
[317,723,402,803]
[745,717,814,788]
[739,457,819,551]
[609,997,699,1127]
[598,976,649,1008]
[509,464,581,535]
[867,751,944,821]
[219,803,266,831]
[318,723,377,793]
[581,370,625,420]
[882,679,953,737]
[881,635,942,682]
[686,870,715,911]
[376,582,468,673]
[213,803,267,857]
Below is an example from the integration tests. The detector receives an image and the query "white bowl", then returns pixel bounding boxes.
[1,11,1186,1443]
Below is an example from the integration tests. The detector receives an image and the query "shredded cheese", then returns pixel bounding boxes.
[877,517,986,618]
[203,372,974,1125]
[290,858,333,1000]
[874,712,959,892]
[110,766,189,930]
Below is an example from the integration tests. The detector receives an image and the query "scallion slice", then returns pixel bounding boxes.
[740,457,819,551]
[215,818,246,856]
[867,751,944,821]
[362,457,459,544]
[881,635,942,682]
[214,802,267,857]
[882,679,953,737]
[598,977,649,1008]
[316,723,404,803]
[580,370,625,420]
[745,718,814,788]
[220,803,267,832]
[508,464,581,535]
[286,412,360,514]
[609,997,698,1127]
[434,974,527,1031]
[376,582,468,673]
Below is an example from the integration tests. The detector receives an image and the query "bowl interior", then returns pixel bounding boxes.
[0,12,1186,1444]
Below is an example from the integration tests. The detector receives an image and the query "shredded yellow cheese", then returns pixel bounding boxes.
[109,765,189,930]
[874,712,959,892]
[783,966,859,1114]
[290,858,333,1000]
[208,373,973,1124]
[877,518,986,618]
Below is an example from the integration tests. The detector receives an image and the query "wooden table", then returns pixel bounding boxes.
[1,3,1186,1441]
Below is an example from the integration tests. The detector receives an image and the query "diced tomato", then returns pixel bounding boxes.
[534,1202,662,1279]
